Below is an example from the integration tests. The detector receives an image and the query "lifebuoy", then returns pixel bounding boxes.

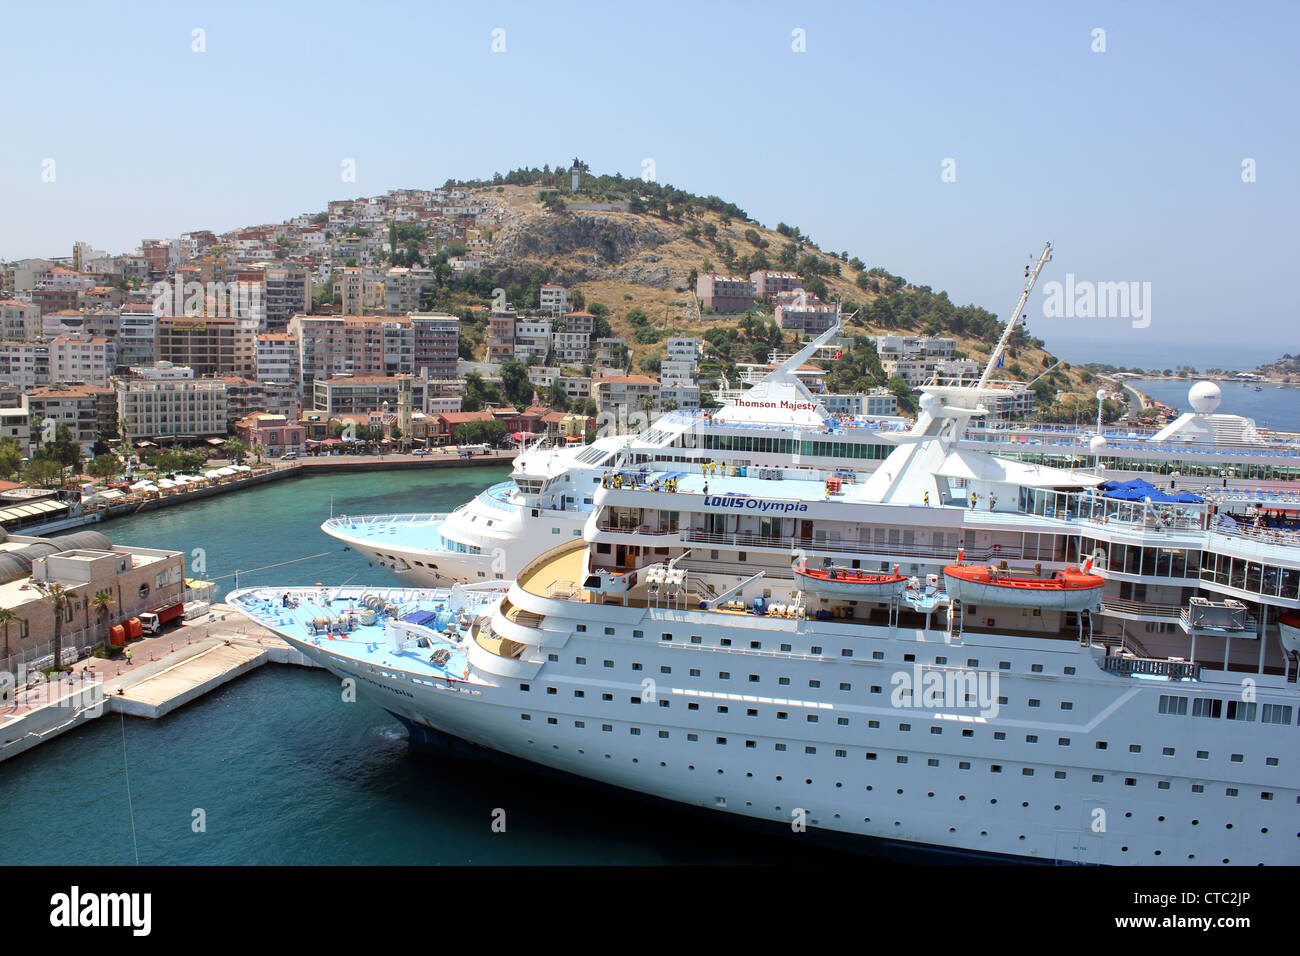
[992,544,1002,553]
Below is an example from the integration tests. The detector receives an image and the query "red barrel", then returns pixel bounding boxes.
[125,618,143,640]
[109,625,126,647]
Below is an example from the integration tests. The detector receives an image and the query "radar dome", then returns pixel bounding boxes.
[918,393,938,414]
[1189,380,1221,414]
[1089,435,1107,453]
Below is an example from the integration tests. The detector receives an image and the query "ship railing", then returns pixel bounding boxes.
[1097,599,1184,621]
[1207,524,1300,551]
[596,523,679,536]
[324,512,446,527]
[681,528,1006,562]
[1102,655,1201,682]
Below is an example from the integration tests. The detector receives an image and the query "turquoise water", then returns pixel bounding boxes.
[0,468,846,865]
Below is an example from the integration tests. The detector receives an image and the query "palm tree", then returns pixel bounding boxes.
[222,437,248,463]
[0,607,18,667]
[90,590,115,642]
[33,581,74,671]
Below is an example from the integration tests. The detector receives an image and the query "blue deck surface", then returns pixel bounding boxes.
[229,587,493,681]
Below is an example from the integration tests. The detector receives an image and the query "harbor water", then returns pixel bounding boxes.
[0,467,846,865]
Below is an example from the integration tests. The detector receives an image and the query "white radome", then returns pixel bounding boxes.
[1189,380,1222,414]
[1089,435,1107,453]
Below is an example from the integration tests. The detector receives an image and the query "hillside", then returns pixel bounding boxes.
[436,174,1099,417]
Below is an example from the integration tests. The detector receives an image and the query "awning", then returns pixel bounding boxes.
[205,438,225,446]
[134,440,155,447]
[0,500,69,522]
[97,489,125,500]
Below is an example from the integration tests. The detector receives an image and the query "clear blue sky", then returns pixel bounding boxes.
[1,0,1296,354]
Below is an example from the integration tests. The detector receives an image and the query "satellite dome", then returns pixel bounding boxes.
[1189,380,1221,414]
[1088,435,1107,453]
[918,393,938,414]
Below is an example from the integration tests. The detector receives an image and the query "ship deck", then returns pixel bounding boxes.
[228,586,502,683]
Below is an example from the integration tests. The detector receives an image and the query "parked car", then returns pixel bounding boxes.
[280,451,299,460]
[412,448,430,456]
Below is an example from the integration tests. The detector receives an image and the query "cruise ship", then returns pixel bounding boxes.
[234,250,1300,864]
[321,323,910,586]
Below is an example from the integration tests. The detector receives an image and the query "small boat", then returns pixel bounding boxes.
[1279,612,1300,654]
[795,563,908,599]
[943,556,1104,612]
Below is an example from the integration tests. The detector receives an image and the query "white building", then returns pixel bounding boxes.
[115,377,228,440]
[49,335,115,386]
[540,285,569,315]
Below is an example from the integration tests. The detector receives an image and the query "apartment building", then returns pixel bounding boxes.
[262,265,311,331]
[659,383,701,410]
[312,375,428,416]
[592,374,661,415]
[750,270,802,299]
[560,311,595,336]
[409,313,459,380]
[776,301,839,334]
[820,390,900,417]
[115,377,228,440]
[235,414,306,457]
[255,332,299,387]
[551,330,590,364]
[117,309,157,368]
[289,314,414,391]
[696,273,754,313]
[0,300,41,341]
[26,383,117,452]
[156,315,256,377]
[384,267,433,315]
[513,319,552,363]
[487,309,517,363]
[218,377,301,422]
[49,335,116,386]
[0,342,50,391]
[540,285,570,315]
[594,337,628,371]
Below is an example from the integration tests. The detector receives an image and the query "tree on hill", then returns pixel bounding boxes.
[499,360,534,409]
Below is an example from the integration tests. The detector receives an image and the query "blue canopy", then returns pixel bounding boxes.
[1101,478,1203,504]
[402,610,440,627]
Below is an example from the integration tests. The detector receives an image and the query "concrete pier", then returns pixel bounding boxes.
[0,604,321,762]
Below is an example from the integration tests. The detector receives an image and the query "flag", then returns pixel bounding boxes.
[994,352,1004,368]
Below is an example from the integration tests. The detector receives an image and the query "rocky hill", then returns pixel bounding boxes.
[438,172,1101,416]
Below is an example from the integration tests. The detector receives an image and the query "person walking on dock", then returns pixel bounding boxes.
[124,648,132,666]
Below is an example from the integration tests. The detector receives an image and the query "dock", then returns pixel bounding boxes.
[0,604,321,763]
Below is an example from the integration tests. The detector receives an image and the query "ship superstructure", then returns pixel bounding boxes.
[237,244,1300,864]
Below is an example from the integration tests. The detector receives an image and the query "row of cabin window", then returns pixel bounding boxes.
[1159,694,1295,725]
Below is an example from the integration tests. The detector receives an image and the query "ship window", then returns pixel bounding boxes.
[873,651,885,660]
[1193,698,1221,719]
[575,720,584,728]
[747,740,756,748]
[1096,741,1108,750]
[1124,778,1136,786]
[896,755,906,763]
[659,699,669,708]
[602,724,612,732]
[811,646,822,655]
[574,690,584,698]
[721,639,731,647]
[903,653,915,662]
[1158,781,1170,790]
[546,687,556,695]
[690,669,700,677]
[869,720,879,728]
[603,660,613,668]
[548,654,559,662]
[871,686,881,694]
[866,753,877,760]
[1031,663,1043,673]
[779,677,790,685]
[839,683,851,691]
[660,666,671,674]
[1230,754,1244,763]
[899,723,911,732]
[836,749,847,758]
[809,679,820,688]
[630,696,641,705]
[1054,771,1067,779]
[1191,784,1204,793]
[781,644,793,652]
[1026,735,1038,743]
[966,659,978,667]
[519,683,530,692]
[841,649,853,658]
[630,728,640,735]
[1163,747,1175,756]
[749,674,760,683]
[632,663,642,671]
[1197,751,1209,759]
[962,729,973,738]
[750,641,761,649]
[717,706,728,714]
[521,714,531,721]
[930,727,942,735]
[777,712,788,720]
[1226,787,1238,797]
[1028,699,1040,708]
[928,758,940,767]
[997,697,1007,705]
[999,661,1011,670]
[604,626,615,635]
[1266,757,1279,766]
[1262,704,1293,724]
[1261,792,1274,801]
[990,765,1002,773]
[577,624,588,631]
[575,657,586,665]
[775,743,787,751]
[661,633,672,641]
[1064,666,1076,675]
[690,636,701,644]
[1061,702,1073,711]
[633,630,643,638]
[659,730,669,738]
[688,703,698,711]
[959,761,970,770]
[1091,775,1103,783]
[719,672,730,680]
[1022,768,1034,776]
[749,709,759,717]
[994,732,1006,741]
[1227,701,1257,721]
[547,717,557,725]
[935,656,947,665]
[806,715,818,723]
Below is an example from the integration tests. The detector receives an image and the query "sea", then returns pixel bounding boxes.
[0,467,848,865]
[1130,380,1300,432]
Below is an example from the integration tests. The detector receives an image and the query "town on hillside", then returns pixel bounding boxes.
[0,163,1107,529]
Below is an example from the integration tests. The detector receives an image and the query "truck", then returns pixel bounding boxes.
[138,601,184,635]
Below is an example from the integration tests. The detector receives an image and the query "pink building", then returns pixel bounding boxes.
[750,270,802,300]
[235,413,306,456]
[695,273,754,313]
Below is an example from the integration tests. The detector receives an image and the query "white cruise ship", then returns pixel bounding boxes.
[234,254,1300,864]
[321,324,909,586]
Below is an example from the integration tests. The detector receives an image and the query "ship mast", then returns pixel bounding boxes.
[977,241,1053,389]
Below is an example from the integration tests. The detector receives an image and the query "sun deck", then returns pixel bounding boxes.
[228,586,501,683]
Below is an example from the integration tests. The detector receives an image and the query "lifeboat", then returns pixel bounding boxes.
[795,564,908,599]
[1279,612,1300,654]
[943,558,1104,612]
